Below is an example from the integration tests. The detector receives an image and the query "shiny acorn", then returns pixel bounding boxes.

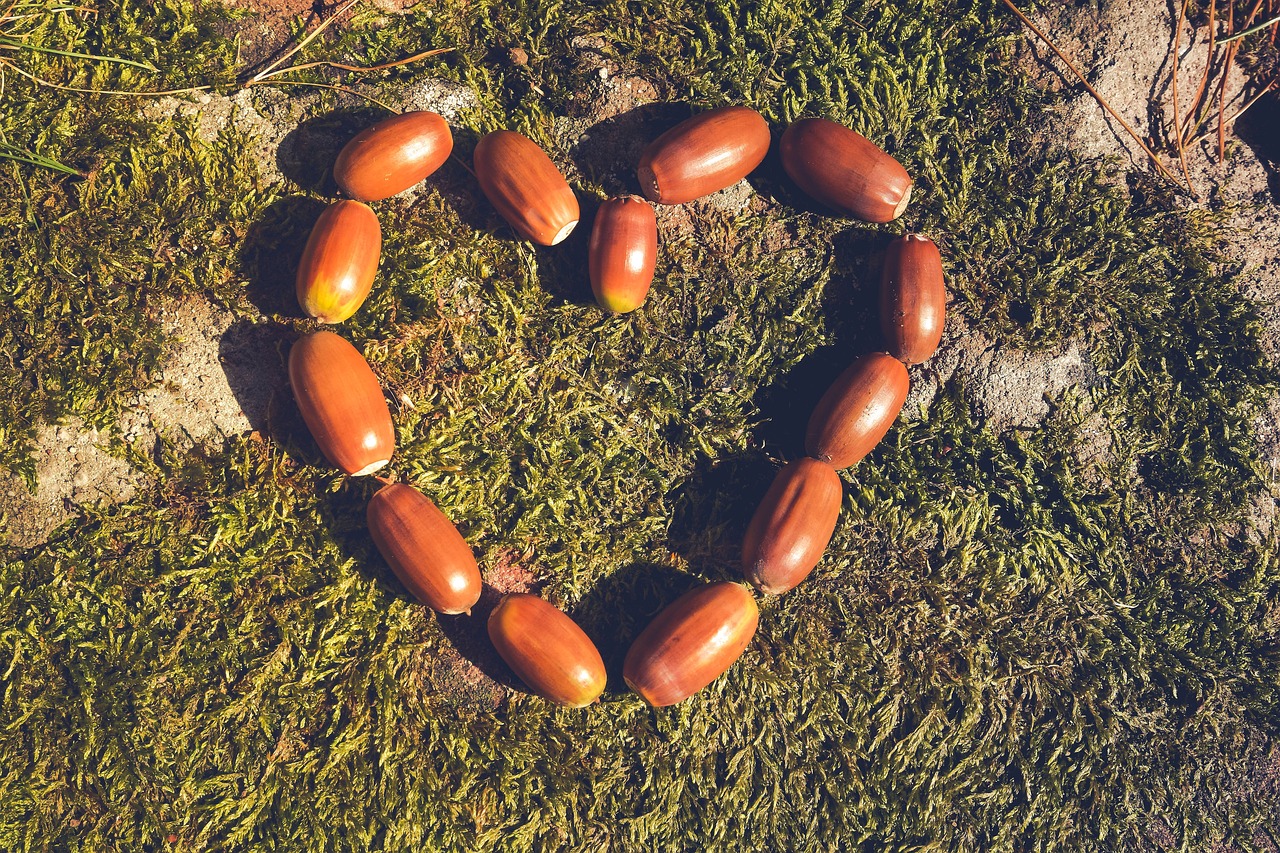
[780,117,913,222]
[487,593,607,707]
[333,110,453,202]
[295,200,382,324]
[288,330,395,476]
[805,353,909,470]
[637,105,770,205]
[741,458,844,595]
[623,582,759,707]
[473,130,579,245]
[588,196,658,313]
[366,483,482,615]
[881,234,946,365]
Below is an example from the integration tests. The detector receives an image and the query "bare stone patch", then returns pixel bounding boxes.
[145,88,297,184]
[400,77,481,122]
[1,297,287,550]
[904,320,1102,432]
[1016,0,1280,528]
[126,298,284,448]
[0,420,142,550]
[146,77,480,196]
[967,341,1099,431]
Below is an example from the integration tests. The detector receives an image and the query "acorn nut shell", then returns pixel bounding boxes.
[805,353,909,470]
[742,459,844,595]
[288,330,395,477]
[623,582,759,707]
[473,130,580,245]
[637,105,770,205]
[487,593,607,707]
[295,200,382,324]
[780,117,913,222]
[366,483,482,615]
[881,234,946,365]
[588,196,658,313]
[333,110,453,202]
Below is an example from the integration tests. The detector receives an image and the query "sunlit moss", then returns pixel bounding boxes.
[1,0,1278,851]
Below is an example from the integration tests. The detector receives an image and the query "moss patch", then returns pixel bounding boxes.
[1,0,1278,850]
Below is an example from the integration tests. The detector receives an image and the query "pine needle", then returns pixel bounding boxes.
[999,0,1181,186]
[1180,0,1216,143]
[243,78,399,113]
[251,46,452,84]
[1171,0,1198,198]
[248,0,361,84]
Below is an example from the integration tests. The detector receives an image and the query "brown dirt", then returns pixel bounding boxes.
[481,547,541,596]
[406,548,544,710]
[214,0,418,75]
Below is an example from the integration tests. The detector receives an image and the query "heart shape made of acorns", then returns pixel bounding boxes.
[287,104,945,708]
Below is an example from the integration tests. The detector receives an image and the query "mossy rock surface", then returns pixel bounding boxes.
[1,0,1279,850]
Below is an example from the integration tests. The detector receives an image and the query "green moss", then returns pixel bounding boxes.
[1,0,1278,851]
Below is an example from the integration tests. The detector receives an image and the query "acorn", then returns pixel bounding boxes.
[487,593,607,707]
[366,483,482,615]
[288,330,395,476]
[623,582,759,707]
[588,196,658,313]
[333,110,453,202]
[880,234,945,365]
[741,459,844,595]
[805,353,909,470]
[637,105,770,205]
[295,200,382,324]
[473,130,579,245]
[779,117,913,222]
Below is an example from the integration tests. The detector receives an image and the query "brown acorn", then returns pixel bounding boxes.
[588,196,658,313]
[473,130,579,245]
[805,353,909,470]
[880,234,945,365]
[780,117,913,222]
[637,105,771,205]
[487,593,607,707]
[288,330,395,476]
[333,111,453,202]
[295,200,382,324]
[366,483,482,615]
[623,582,759,707]
[741,459,844,595]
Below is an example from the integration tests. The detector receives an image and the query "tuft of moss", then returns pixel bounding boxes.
[1,0,1278,851]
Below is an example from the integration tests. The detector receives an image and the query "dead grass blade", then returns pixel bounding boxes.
[0,58,210,95]
[3,0,449,111]
[244,78,398,113]
[251,46,452,84]
[1191,74,1279,145]
[247,0,361,84]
